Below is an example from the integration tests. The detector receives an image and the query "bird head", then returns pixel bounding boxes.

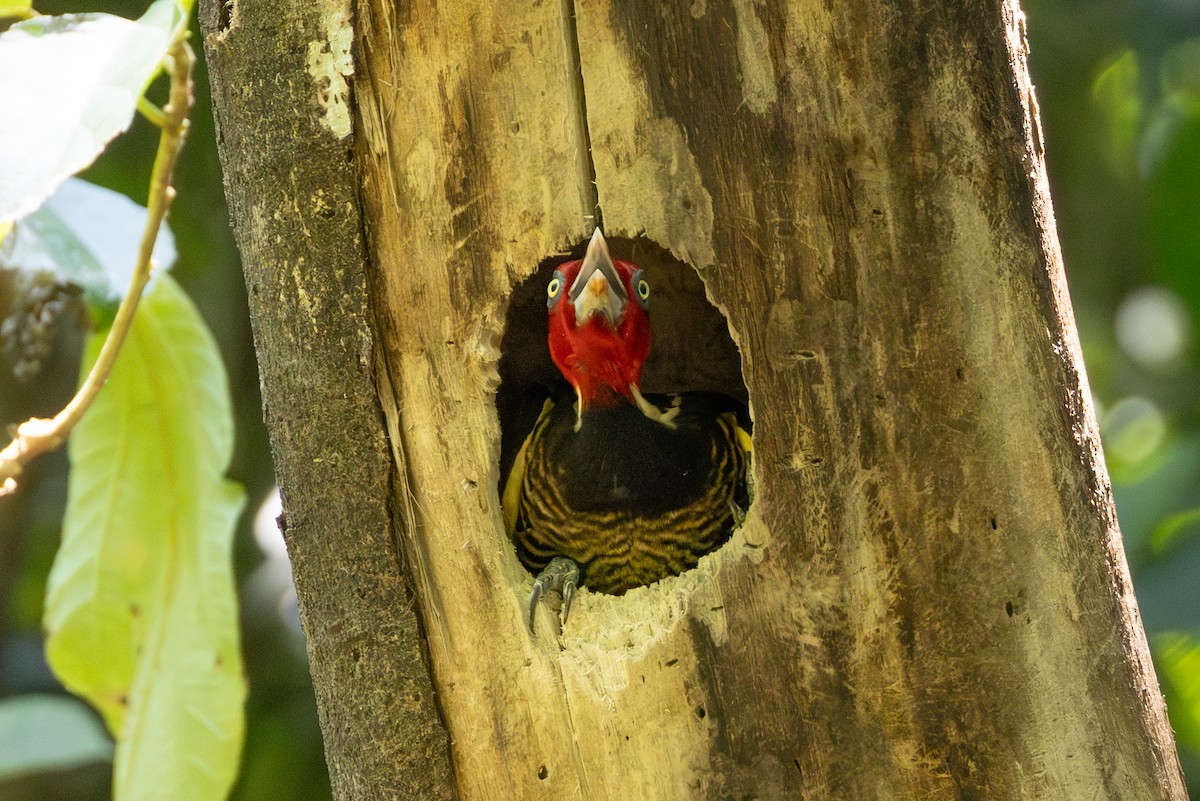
[547,229,652,411]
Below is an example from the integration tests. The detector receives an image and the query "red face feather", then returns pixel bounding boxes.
[547,231,651,410]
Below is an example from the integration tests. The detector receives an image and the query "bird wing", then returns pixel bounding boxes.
[502,396,555,536]
[734,417,753,457]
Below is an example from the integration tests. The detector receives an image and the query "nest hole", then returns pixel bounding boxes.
[495,235,750,597]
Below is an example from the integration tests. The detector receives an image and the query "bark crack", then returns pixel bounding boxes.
[563,0,602,233]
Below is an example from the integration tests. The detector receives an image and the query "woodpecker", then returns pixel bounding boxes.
[503,229,750,630]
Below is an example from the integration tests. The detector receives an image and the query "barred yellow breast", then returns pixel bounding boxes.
[504,390,751,595]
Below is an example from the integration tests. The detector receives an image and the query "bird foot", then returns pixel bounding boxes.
[529,557,580,632]
[730,499,747,527]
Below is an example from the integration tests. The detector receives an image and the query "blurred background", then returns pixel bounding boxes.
[1,1,1199,798]
[1028,0,1200,787]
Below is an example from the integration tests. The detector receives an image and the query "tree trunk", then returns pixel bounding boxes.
[199,2,456,799]
[204,0,1187,799]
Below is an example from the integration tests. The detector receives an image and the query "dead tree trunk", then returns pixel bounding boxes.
[199,2,456,799]
[204,0,1186,798]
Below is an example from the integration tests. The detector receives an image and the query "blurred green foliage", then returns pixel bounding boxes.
[0,3,327,800]
[1,0,1199,798]
[1026,0,1200,790]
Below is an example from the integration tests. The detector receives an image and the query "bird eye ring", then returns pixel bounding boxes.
[632,269,650,309]
[547,271,566,309]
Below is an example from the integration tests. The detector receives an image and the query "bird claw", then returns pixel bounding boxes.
[528,557,581,633]
[730,499,747,527]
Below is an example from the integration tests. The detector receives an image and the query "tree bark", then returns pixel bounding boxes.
[207,0,1187,799]
[199,2,456,799]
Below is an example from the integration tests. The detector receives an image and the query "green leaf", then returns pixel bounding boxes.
[1155,632,1200,755]
[1160,38,1200,108]
[1111,434,1200,567]
[0,0,186,222]
[0,178,176,305]
[0,695,114,780]
[44,274,246,801]
[0,0,31,19]
[1150,507,1200,557]
[1140,39,1200,177]
[1092,50,1142,177]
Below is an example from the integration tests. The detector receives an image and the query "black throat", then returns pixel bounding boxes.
[543,389,737,516]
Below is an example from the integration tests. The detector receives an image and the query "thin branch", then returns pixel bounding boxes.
[0,37,195,496]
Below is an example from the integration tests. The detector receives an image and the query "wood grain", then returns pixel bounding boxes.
[572,0,1185,796]
[200,0,457,798]
[233,0,1186,797]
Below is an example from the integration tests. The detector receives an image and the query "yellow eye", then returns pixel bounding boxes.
[547,270,567,309]
[631,269,650,309]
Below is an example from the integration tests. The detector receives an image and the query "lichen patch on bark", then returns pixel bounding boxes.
[305,5,354,140]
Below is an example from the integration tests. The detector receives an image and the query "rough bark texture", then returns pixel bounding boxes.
[354,0,1186,799]
[205,0,1187,798]
[198,1,456,799]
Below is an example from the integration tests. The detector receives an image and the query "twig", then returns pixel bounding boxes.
[137,96,167,128]
[0,37,194,496]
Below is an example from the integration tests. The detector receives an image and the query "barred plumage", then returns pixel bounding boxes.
[504,389,750,595]
[505,228,750,627]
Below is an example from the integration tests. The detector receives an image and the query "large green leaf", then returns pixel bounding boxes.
[0,178,177,305]
[44,273,246,801]
[0,694,114,780]
[1092,51,1142,178]
[0,0,185,221]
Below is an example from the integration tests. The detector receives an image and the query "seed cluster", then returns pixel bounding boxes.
[1,272,81,383]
